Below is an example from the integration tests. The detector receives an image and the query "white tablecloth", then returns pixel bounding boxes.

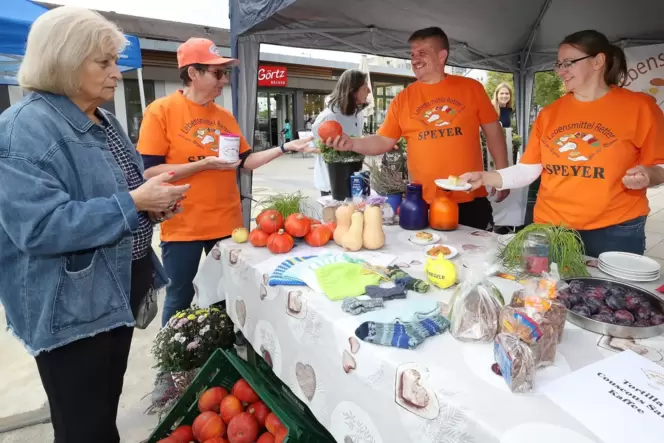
[193,226,664,443]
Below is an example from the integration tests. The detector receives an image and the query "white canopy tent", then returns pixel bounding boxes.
[229,0,664,226]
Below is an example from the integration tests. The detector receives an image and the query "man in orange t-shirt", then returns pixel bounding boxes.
[137,38,312,327]
[327,27,510,230]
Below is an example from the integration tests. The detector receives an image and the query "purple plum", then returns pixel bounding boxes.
[568,293,583,307]
[635,307,652,321]
[591,314,615,324]
[625,292,650,311]
[598,306,615,317]
[568,280,585,294]
[585,286,608,302]
[606,286,626,298]
[571,304,592,318]
[606,295,627,311]
[614,310,635,323]
[584,298,604,315]
[635,319,651,327]
[650,313,664,326]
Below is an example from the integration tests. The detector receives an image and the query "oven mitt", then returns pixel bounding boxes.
[386,265,430,293]
[314,262,382,301]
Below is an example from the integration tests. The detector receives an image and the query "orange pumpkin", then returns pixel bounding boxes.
[248,228,270,247]
[304,224,332,247]
[309,218,321,227]
[267,230,294,254]
[256,210,284,234]
[170,425,195,442]
[323,221,337,232]
[192,411,226,442]
[429,189,459,231]
[284,213,311,237]
[317,120,343,141]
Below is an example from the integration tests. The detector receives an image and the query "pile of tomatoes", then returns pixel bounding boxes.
[248,209,336,254]
[158,378,287,443]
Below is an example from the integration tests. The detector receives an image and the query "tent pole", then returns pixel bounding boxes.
[137,68,146,113]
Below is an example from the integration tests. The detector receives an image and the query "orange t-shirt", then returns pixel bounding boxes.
[378,75,498,204]
[521,88,664,231]
[137,91,251,241]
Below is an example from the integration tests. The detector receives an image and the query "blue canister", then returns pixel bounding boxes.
[399,183,429,230]
[350,172,370,198]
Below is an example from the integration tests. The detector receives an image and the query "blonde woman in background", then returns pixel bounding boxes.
[492,82,514,128]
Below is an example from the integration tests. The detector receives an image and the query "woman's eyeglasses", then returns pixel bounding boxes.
[205,68,232,80]
[553,55,593,70]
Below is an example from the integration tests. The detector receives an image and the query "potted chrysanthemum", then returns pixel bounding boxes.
[151,306,235,393]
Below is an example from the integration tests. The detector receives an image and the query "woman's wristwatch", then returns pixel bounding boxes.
[280,143,287,153]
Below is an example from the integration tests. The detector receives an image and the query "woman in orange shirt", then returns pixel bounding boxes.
[461,30,664,258]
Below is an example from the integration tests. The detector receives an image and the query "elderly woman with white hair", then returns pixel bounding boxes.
[0,6,189,442]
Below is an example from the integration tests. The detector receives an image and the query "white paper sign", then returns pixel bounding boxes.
[540,350,664,443]
[624,43,664,112]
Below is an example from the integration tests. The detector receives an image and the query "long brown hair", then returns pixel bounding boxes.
[560,30,627,87]
[326,69,368,116]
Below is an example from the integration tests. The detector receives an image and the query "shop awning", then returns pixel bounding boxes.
[229,0,664,227]
[0,0,143,85]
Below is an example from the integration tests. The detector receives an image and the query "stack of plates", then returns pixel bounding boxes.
[598,251,661,282]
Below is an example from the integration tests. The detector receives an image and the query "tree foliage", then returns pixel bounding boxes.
[484,71,565,109]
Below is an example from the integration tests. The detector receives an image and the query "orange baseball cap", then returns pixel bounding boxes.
[177,38,240,68]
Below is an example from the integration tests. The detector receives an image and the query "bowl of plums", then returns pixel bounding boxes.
[560,277,664,339]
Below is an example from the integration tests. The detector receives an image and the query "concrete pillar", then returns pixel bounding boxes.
[114,79,128,133]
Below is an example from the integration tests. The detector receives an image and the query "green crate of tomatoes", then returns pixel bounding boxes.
[148,348,335,443]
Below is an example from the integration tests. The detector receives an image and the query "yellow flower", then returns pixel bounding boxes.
[187,314,196,320]
[195,310,204,315]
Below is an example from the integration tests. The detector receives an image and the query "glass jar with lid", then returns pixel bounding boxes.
[523,232,550,276]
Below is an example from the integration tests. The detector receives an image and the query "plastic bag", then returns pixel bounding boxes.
[494,332,536,393]
[449,253,505,343]
[505,264,568,367]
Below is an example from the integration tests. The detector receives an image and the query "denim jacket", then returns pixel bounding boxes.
[0,92,168,356]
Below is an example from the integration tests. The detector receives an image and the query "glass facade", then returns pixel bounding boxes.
[367,81,409,134]
[303,92,327,129]
[255,90,294,151]
[124,79,155,143]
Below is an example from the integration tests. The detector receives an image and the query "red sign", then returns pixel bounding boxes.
[258,65,288,86]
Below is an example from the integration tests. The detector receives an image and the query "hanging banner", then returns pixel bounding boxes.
[624,43,664,111]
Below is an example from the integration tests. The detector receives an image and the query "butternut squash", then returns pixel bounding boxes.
[333,203,356,246]
[362,205,385,250]
[341,211,364,251]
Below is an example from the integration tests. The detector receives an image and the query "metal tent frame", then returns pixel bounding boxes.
[230,0,664,227]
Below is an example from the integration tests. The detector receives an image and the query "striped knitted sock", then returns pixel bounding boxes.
[354,313,449,349]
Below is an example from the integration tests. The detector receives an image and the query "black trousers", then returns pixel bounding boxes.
[35,254,153,443]
[458,197,494,231]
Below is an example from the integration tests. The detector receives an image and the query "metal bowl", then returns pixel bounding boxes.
[562,277,664,339]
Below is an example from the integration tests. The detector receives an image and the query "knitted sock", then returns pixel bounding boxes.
[365,284,407,300]
[386,265,430,293]
[341,297,384,315]
[354,313,449,349]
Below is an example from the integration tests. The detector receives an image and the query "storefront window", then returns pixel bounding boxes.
[368,81,408,133]
[255,91,294,151]
[124,79,155,144]
[303,92,326,129]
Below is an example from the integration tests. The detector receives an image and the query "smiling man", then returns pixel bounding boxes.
[328,27,510,230]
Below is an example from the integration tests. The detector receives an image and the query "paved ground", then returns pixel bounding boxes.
[2,154,664,442]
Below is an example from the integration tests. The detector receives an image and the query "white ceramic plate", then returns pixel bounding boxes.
[598,251,661,274]
[423,244,458,260]
[598,263,660,282]
[598,259,659,277]
[434,178,472,192]
[408,231,441,245]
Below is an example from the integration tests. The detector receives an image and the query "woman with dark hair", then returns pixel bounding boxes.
[312,69,370,196]
[461,30,664,257]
